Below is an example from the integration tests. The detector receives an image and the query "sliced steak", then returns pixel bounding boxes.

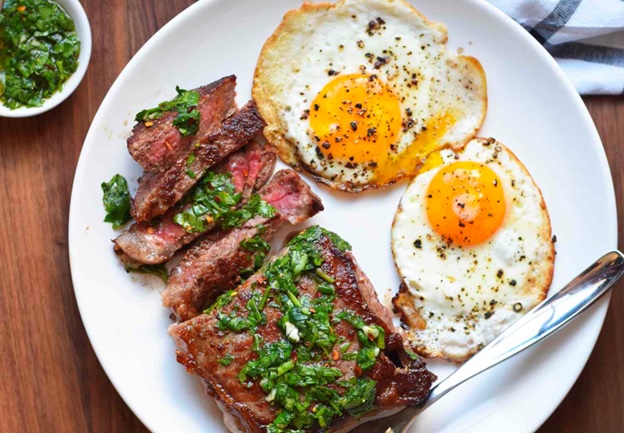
[162,169,323,321]
[131,101,265,223]
[113,142,276,265]
[218,140,277,202]
[128,76,237,173]
[169,227,436,433]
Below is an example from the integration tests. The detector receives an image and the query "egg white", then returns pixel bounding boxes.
[253,0,487,190]
[391,138,555,361]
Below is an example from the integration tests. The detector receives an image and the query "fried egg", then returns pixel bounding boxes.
[392,138,555,362]
[253,0,487,191]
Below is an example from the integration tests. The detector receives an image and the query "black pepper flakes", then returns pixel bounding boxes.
[367,19,383,35]
[402,118,415,131]
[513,302,523,312]
[413,239,422,249]
[496,269,503,278]
[374,56,389,69]
[313,104,320,111]
[350,121,358,132]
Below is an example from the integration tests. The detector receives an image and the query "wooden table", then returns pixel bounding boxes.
[0,1,622,431]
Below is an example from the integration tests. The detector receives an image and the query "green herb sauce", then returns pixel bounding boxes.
[0,0,80,109]
[211,226,383,432]
[240,234,271,278]
[135,86,201,136]
[126,264,169,283]
[218,354,234,366]
[173,172,276,233]
[101,174,132,229]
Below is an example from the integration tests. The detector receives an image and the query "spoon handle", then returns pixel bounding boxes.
[352,250,624,433]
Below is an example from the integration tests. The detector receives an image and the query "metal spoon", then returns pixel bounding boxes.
[351,250,624,433]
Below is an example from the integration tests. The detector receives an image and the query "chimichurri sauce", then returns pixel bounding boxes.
[0,0,81,109]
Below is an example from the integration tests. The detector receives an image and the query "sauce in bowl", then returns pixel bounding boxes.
[0,0,81,109]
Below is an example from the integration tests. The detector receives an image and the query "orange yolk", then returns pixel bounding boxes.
[309,73,402,165]
[426,161,506,246]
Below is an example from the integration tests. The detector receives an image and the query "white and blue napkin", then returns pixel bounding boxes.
[489,0,624,94]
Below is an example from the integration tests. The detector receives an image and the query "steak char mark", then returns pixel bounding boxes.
[128,76,237,173]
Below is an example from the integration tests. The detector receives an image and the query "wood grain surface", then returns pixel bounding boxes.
[0,1,621,432]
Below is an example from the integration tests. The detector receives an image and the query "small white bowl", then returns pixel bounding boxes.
[0,0,92,118]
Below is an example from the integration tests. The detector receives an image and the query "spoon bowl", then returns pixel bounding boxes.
[351,250,624,433]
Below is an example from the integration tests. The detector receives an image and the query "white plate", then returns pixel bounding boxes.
[68,0,617,432]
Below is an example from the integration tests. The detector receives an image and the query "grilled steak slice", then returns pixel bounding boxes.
[113,141,276,265]
[131,101,265,222]
[128,76,237,173]
[219,140,277,202]
[169,227,436,433]
[162,169,323,321]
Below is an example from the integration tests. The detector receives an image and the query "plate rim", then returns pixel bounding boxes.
[68,0,618,432]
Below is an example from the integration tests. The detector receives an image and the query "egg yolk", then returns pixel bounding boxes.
[309,73,402,165]
[426,161,506,246]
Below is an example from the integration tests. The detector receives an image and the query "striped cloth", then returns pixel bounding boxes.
[488,0,624,94]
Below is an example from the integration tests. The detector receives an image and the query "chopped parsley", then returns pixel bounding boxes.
[204,289,238,314]
[335,310,385,370]
[173,172,276,233]
[126,264,169,283]
[135,86,201,136]
[217,290,266,332]
[240,235,271,277]
[212,226,384,432]
[218,354,234,366]
[101,174,132,229]
[0,0,81,108]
